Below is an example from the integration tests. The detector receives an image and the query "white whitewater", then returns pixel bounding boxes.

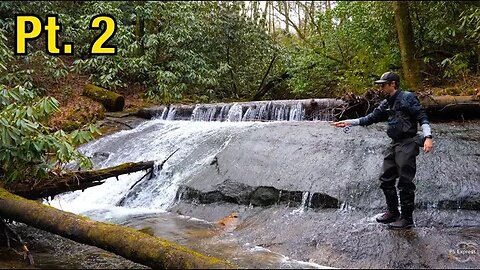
[49,119,263,214]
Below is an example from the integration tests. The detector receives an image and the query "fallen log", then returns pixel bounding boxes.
[83,84,125,112]
[7,161,155,200]
[420,95,479,108]
[341,90,480,120]
[420,95,480,119]
[0,188,235,269]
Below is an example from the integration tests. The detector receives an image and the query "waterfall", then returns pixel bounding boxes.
[227,103,243,122]
[291,191,310,215]
[142,98,345,122]
[49,97,346,216]
[166,107,176,120]
[49,120,263,215]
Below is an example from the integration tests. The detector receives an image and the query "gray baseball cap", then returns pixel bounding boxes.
[374,72,400,84]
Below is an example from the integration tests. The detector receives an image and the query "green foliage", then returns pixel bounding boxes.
[0,28,34,89]
[286,2,399,96]
[410,2,480,82]
[0,29,99,183]
[21,1,279,103]
[1,0,479,100]
[460,5,480,40]
[285,1,480,95]
[27,51,69,81]
[0,85,100,182]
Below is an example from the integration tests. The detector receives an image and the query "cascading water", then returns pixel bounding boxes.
[48,119,335,268]
[149,98,345,122]
[291,191,310,215]
[50,120,263,213]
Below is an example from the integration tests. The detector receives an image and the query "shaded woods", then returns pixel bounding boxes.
[1,2,479,102]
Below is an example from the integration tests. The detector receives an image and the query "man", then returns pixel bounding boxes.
[334,72,433,229]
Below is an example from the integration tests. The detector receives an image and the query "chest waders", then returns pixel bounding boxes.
[379,92,422,221]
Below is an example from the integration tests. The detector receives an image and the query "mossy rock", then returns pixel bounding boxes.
[62,120,81,132]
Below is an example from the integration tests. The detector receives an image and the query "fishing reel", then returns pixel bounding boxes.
[328,121,352,133]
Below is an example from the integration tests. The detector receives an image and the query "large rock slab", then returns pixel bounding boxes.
[178,121,480,211]
[171,202,480,269]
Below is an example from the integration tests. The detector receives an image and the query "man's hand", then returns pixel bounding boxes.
[332,121,349,128]
[423,138,433,153]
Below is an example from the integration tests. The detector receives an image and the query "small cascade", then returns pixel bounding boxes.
[142,98,345,122]
[227,103,243,122]
[166,107,176,120]
[49,120,261,213]
[291,191,310,215]
[307,191,314,208]
[159,106,169,120]
[289,102,304,121]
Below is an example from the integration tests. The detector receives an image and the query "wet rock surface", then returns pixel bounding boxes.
[171,201,480,269]
[179,120,480,211]
[178,183,339,208]
[1,223,149,269]
[167,120,480,268]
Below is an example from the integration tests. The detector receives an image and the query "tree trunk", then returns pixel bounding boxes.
[251,71,290,101]
[393,1,422,91]
[226,47,238,97]
[261,1,269,29]
[419,95,479,108]
[255,54,277,98]
[252,1,259,25]
[282,1,289,34]
[83,84,125,112]
[0,188,235,269]
[134,7,145,56]
[271,1,276,38]
[6,161,155,200]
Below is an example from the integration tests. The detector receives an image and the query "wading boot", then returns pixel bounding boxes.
[375,210,400,224]
[388,217,414,230]
[377,187,400,224]
[389,192,415,229]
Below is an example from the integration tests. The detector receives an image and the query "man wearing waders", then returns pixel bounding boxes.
[334,72,433,229]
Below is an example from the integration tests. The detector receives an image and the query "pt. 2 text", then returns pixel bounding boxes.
[14,14,117,55]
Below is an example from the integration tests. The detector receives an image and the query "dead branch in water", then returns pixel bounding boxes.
[6,161,155,200]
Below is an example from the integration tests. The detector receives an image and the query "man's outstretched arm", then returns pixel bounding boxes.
[334,100,388,127]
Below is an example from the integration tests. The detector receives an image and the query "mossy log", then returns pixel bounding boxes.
[419,95,479,109]
[7,161,155,200]
[83,84,125,112]
[419,95,480,118]
[342,91,480,120]
[0,188,235,269]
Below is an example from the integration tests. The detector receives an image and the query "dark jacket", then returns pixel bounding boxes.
[358,90,430,140]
